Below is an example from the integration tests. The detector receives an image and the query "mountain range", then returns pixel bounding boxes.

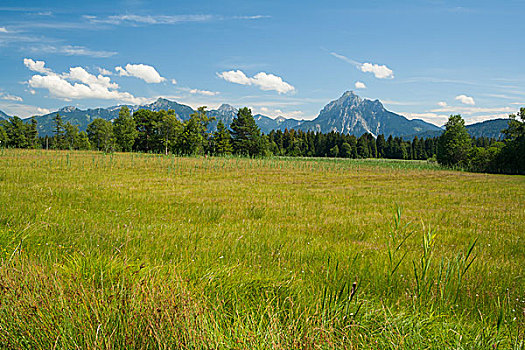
[0,110,9,121]
[0,91,511,139]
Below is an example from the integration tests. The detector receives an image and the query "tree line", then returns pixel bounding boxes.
[436,110,524,174]
[1,105,523,174]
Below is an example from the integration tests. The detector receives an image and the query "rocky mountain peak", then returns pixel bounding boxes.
[59,106,78,113]
[217,104,237,113]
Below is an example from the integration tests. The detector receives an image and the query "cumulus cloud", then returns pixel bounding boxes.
[354,81,366,89]
[455,94,475,105]
[116,64,166,83]
[66,66,118,89]
[189,88,219,96]
[360,62,394,79]
[217,70,252,85]
[24,58,145,104]
[0,27,8,33]
[24,58,53,74]
[0,93,23,102]
[330,52,394,79]
[438,101,448,107]
[217,70,295,94]
[171,79,177,85]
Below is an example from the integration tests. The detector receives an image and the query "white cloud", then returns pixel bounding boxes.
[189,88,219,96]
[354,81,366,89]
[404,112,449,126]
[330,52,360,65]
[24,58,53,74]
[234,15,270,20]
[26,45,116,58]
[171,79,177,85]
[431,105,513,115]
[217,70,252,85]
[66,66,118,89]
[360,62,394,79]
[0,93,23,102]
[24,58,146,104]
[217,70,295,94]
[98,67,113,75]
[251,72,295,93]
[0,102,50,118]
[116,63,166,83]
[259,107,303,118]
[61,45,116,58]
[330,52,394,79]
[83,14,268,26]
[438,101,448,107]
[455,94,475,105]
[465,114,511,124]
[85,14,214,25]
[0,27,8,33]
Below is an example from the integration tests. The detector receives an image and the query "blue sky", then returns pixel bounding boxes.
[1,0,524,125]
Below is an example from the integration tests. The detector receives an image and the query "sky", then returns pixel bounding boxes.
[0,0,524,126]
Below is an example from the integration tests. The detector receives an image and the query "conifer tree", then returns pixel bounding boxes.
[212,120,233,155]
[230,107,264,156]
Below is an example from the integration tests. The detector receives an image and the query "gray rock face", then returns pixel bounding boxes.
[298,91,441,137]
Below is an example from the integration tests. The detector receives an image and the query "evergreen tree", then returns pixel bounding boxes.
[76,131,91,150]
[340,142,351,158]
[212,120,233,155]
[4,117,28,148]
[376,134,386,158]
[27,118,39,148]
[53,113,65,149]
[64,122,79,150]
[178,107,213,155]
[357,134,370,158]
[230,107,265,156]
[0,124,8,148]
[87,118,115,153]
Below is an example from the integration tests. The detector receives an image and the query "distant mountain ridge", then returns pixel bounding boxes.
[0,92,513,139]
[0,110,9,120]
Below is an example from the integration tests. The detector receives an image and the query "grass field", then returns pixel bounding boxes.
[0,149,524,349]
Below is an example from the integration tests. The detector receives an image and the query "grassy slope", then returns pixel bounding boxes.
[0,149,523,349]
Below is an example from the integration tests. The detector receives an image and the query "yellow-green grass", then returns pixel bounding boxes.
[0,149,523,349]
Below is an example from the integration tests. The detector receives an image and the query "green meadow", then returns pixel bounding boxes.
[0,149,523,349]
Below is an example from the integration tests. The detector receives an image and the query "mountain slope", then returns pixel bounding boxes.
[0,110,9,120]
[297,91,441,137]
[403,118,511,140]
[466,119,509,139]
